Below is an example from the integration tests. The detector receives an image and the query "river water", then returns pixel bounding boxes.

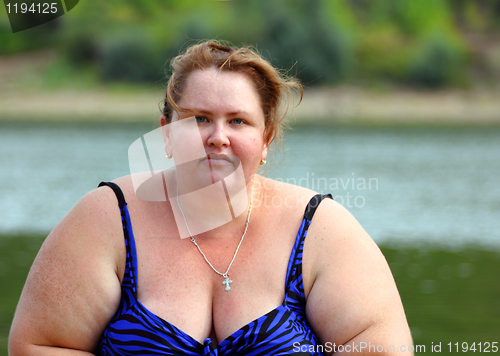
[1,122,499,249]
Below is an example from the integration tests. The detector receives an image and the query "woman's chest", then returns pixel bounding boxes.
[131,223,300,344]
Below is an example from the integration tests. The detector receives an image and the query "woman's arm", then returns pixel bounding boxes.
[9,187,125,355]
[305,199,413,355]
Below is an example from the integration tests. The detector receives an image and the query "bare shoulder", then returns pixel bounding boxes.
[112,175,139,196]
[306,198,379,267]
[42,179,129,272]
[303,200,412,354]
[303,199,388,296]
[257,175,318,207]
[9,180,129,353]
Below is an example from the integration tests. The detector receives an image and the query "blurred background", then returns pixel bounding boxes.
[1,0,499,354]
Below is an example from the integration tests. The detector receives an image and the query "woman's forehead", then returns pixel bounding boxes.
[183,68,257,94]
[179,69,263,114]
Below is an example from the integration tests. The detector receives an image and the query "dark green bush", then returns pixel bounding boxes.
[62,33,98,64]
[409,35,467,88]
[259,0,354,85]
[0,19,61,54]
[98,30,167,83]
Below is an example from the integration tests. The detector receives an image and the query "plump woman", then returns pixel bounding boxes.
[9,41,412,355]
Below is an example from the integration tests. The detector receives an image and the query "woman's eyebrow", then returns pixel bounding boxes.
[227,110,250,117]
[180,107,211,115]
[181,107,251,117]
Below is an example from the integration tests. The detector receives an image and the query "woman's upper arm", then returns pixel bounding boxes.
[9,187,125,354]
[305,199,412,355]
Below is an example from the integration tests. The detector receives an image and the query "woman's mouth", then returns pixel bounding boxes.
[205,154,233,166]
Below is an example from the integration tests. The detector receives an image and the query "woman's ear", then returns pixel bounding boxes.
[261,143,268,163]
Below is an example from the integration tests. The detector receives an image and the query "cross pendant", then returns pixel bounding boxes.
[222,275,232,291]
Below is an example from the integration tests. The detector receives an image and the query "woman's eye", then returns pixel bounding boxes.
[231,118,244,125]
[195,116,208,123]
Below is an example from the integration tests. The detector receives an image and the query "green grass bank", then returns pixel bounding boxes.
[1,234,499,355]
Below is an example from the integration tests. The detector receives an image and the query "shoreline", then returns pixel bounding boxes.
[0,51,499,126]
[293,86,500,126]
[0,86,499,126]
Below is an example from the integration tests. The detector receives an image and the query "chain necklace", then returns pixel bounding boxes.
[176,186,253,291]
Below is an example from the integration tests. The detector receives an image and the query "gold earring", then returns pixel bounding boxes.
[260,159,266,165]
[166,153,172,159]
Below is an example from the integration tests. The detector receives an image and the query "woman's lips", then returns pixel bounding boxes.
[205,154,233,165]
[203,154,233,184]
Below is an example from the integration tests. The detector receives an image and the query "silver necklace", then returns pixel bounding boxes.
[176,186,253,291]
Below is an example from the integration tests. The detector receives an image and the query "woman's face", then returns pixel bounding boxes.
[166,67,267,191]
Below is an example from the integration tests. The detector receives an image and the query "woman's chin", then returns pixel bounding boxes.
[174,159,248,201]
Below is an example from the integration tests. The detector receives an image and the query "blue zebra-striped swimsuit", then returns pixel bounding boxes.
[97,181,332,356]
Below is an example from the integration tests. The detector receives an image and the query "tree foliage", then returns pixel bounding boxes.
[1,0,497,88]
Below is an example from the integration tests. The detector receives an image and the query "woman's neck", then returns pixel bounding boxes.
[166,172,262,240]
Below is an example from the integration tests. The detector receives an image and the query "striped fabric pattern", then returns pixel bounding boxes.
[97,183,330,356]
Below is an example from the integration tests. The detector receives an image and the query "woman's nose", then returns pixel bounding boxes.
[207,122,230,147]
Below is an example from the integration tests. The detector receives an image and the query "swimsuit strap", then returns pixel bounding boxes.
[98,181,126,207]
[284,193,333,310]
[98,182,138,299]
[304,194,333,221]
